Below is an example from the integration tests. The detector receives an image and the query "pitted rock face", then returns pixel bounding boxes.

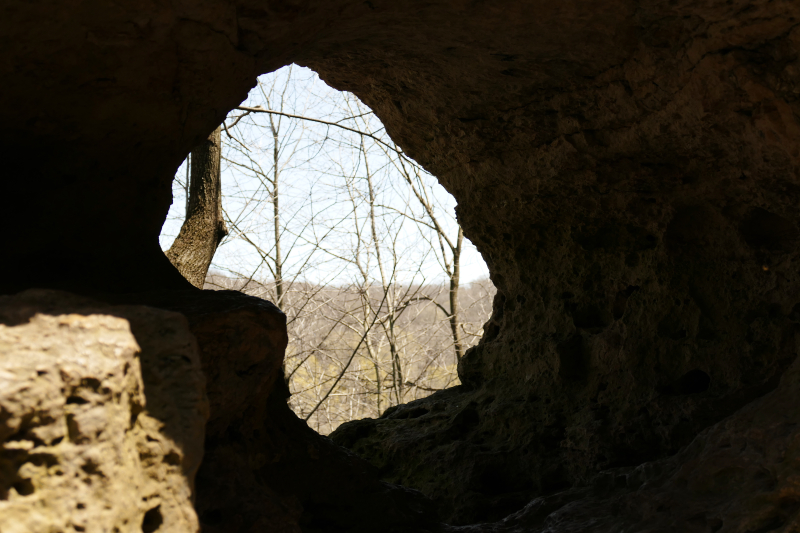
[446,348,800,533]
[0,290,208,533]
[104,289,435,533]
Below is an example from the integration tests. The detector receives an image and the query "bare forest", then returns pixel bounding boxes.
[206,275,494,434]
[162,66,495,434]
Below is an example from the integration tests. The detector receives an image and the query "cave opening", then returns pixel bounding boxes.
[159,64,496,435]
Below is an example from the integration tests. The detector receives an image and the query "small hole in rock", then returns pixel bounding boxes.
[66,396,88,405]
[164,452,181,466]
[13,479,35,496]
[29,454,59,468]
[79,378,102,390]
[557,335,589,380]
[7,430,26,442]
[677,369,711,394]
[81,459,100,475]
[142,506,163,533]
[660,369,711,395]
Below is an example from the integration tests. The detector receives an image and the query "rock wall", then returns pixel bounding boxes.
[0,290,208,533]
[0,289,435,533]
[449,348,800,533]
[324,3,800,522]
[3,0,800,531]
[109,289,435,533]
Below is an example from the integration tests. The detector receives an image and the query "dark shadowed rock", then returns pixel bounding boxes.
[106,289,438,532]
[447,350,800,533]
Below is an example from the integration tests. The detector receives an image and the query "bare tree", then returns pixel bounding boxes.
[394,157,466,361]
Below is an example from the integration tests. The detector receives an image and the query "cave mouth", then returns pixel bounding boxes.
[160,64,495,435]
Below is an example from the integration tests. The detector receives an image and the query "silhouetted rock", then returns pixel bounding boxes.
[109,289,438,533]
[447,351,800,532]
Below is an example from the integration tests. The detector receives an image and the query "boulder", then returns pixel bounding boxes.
[0,290,208,533]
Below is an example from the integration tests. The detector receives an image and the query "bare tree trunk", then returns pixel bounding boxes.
[394,156,467,362]
[364,143,403,404]
[184,153,191,214]
[270,116,284,309]
[362,303,383,416]
[167,126,227,288]
[449,227,465,360]
[373,356,382,415]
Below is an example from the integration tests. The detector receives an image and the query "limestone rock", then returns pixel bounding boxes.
[448,350,800,532]
[0,290,208,533]
[107,289,437,533]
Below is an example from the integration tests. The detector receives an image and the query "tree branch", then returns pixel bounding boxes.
[235,106,408,159]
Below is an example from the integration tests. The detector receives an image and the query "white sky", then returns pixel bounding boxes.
[159,65,489,287]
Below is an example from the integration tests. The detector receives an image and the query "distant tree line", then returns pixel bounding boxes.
[206,274,494,434]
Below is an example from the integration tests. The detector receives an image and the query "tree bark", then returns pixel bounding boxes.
[449,227,465,360]
[166,126,227,288]
[364,143,404,404]
[269,116,284,309]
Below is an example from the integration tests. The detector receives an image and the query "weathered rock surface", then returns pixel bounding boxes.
[3,0,800,531]
[447,348,800,533]
[0,290,208,533]
[106,289,437,532]
[322,3,800,524]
